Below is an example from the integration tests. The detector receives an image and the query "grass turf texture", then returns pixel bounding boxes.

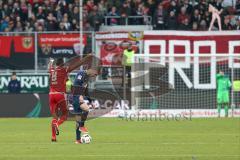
[0,118,239,160]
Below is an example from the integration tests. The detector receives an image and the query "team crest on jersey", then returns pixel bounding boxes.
[23,37,33,49]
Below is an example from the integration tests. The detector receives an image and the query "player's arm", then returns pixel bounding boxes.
[65,54,93,73]
[79,95,84,103]
[48,58,54,72]
[228,79,232,89]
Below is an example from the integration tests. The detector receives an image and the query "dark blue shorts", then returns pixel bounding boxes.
[73,95,83,113]
[70,95,91,115]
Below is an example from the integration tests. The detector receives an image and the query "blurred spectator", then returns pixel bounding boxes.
[178,18,190,30]
[62,13,72,31]
[1,16,10,31]
[98,0,108,16]
[86,0,94,12]
[45,13,57,31]
[199,19,208,30]
[36,6,45,20]
[192,22,199,30]
[70,6,80,22]
[84,22,94,31]
[178,6,190,25]
[8,72,21,94]
[107,6,119,25]
[194,0,208,16]
[72,19,80,31]
[166,11,177,30]
[120,2,132,17]
[153,4,166,30]
[168,0,178,14]
[191,9,201,24]
[135,2,145,25]
[203,10,211,26]
[14,21,23,32]
[59,22,67,31]
[142,5,150,24]
[88,7,103,31]
[119,2,132,25]
[222,16,234,30]
[146,0,156,17]
[1,4,11,18]
[181,0,193,15]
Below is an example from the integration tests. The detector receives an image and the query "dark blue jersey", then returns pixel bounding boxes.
[8,80,21,93]
[72,70,92,114]
[74,70,88,87]
[72,70,88,95]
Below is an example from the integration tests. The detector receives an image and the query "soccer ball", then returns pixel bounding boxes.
[81,134,92,144]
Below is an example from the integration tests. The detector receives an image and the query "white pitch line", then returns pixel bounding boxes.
[0,154,239,157]
[0,142,239,145]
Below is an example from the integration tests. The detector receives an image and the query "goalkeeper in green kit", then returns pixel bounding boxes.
[216,70,231,117]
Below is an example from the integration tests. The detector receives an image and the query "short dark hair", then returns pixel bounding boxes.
[56,58,64,66]
[12,72,16,76]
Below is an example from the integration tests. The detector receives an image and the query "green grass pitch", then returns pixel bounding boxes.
[0,117,239,160]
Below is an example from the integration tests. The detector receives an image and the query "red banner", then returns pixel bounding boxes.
[13,36,34,53]
[0,35,34,69]
[0,36,12,58]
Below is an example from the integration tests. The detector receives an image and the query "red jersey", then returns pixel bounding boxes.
[49,66,69,93]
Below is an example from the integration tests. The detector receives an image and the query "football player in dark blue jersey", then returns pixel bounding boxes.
[72,68,98,144]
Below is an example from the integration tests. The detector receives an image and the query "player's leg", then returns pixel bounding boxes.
[224,103,229,117]
[223,92,230,117]
[79,111,89,133]
[56,94,68,126]
[73,96,82,143]
[52,111,59,136]
[49,94,58,141]
[217,93,223,117]
[75,115,82,144]
[217,103,222,117]
[79,103,89,133]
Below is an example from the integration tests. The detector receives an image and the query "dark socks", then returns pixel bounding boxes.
[76,121,81,140]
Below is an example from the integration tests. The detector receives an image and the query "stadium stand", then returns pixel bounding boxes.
[0,0,239,32]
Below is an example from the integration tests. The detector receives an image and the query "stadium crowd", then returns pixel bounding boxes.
[0,0,239,32]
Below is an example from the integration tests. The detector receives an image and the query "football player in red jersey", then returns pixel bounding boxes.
[49,55,93,142]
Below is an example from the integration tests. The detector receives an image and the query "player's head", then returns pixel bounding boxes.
[219,70,224,75]
[86,68,98,77]
[11,72,17,80]
[56,58,64,66]
[127,43,133,50]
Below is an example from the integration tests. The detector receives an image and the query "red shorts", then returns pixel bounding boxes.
[49,93,67,115]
